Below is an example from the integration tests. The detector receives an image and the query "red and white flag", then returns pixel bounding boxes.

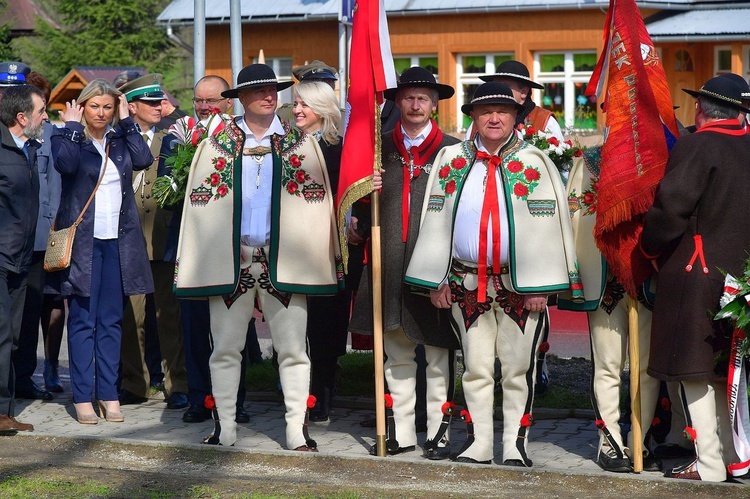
[336,0,397,270]
[585,0,679,296]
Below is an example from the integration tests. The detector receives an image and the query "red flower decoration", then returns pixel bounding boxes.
[513,183,529,197]
[574,149,584,158]
[523,168,540,181]
[451,157,467,169]
[441,401,456,416]
[460,409,472,423]
[507,160,523,173]
[526,126,536,137]
[538,341,550,353]
[384,393,393,408]
[215,157,226,171]
[595,419,606,429]
[290,155,302,168]
[439,166,450,179]
[287,181,298,194]
[191,128,203,147]
[520,413,534,427]
[683,426,697,441]
[210,173,220,186]
[307,395,317,409]
[565,140,573,147]
[660,397,671,411]
[204,395,216,410]
[548,137,560,147]
[583,192,596,206]
[295,170,306,183]
[208,106,222,115]
[217,184,228,197]
[212,121,226,136]
[651,417,661,427]
[445,180,456,194]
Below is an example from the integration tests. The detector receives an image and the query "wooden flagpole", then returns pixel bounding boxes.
[628,296,643,472]
[370,191,386,456]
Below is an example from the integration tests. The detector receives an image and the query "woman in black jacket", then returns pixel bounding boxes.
[292,81,348,421]
[50,79,154,424]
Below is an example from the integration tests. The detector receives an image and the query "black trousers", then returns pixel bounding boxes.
[0,266,28,416]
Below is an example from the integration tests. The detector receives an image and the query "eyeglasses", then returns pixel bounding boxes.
[192,98,225,106]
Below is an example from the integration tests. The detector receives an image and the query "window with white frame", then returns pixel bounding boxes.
[393,55,438,77]
[456,53,514,130]
[534,51,597,131]
[715,46,732,75]
[252,56,294,104]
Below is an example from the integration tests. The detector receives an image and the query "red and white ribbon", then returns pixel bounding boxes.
[727,327,750,477]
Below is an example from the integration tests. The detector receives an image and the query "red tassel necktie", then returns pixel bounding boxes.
[474,151,503,302]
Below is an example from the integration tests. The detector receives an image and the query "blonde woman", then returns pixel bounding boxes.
[49,79,154,424]
[292,81,348,421]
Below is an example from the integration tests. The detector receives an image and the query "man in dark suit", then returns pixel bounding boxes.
[0,78,48,433]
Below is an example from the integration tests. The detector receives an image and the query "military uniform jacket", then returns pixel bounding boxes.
[133,128,173,261]
[175,117,341,298]
[405,136,583,301]
[641,120,750,381]
[349,131,460,349]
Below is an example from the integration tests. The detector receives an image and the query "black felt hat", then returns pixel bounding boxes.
[383,67,455,101]
[718,73,750,101]
[479,60,544,89]
[461,82,523,115]
[222,64,294,98]
[683,76,750,113]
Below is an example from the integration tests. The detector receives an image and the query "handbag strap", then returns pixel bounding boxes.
[52,140,111,231]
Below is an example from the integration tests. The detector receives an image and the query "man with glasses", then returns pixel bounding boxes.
[116,73,189,411]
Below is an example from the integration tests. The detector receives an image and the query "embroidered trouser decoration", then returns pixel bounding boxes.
[384,394,400,452]
[222,248,291,309]
[514,311,547,467]
[302,395,318,450]
[202,395,222,445]
[455,409,476,457]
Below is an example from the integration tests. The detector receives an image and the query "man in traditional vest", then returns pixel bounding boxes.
[641,76,750,481]
[560,148,662,473]
[479,60,563,141]
[175,64,341,451]
[349,67,460,459]
[116,73,188,410]
[405,82,582,466]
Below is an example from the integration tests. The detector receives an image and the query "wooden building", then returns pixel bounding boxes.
[157,0,750,132]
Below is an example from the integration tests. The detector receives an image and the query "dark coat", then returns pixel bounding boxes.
[47,117,155,297]
[641,120,750,381]
[349,128,460,350]
[0,122,39,274]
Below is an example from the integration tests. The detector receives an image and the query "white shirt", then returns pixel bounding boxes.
[401,120,432,150]
[452,136,511,266]
[92,134,123,239]
[238,115,285,247]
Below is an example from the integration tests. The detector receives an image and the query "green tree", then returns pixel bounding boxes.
[0,0,17,60]
[25,0,173,84]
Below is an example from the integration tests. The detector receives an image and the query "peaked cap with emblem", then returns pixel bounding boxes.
[293,60,338,82]
[118,73,166,102]
[479,59,544,89]
[0,61,31,87]
[383,66,454,101]
[461,81,523,115]
[221,63,294,98]
[683,76,750,113]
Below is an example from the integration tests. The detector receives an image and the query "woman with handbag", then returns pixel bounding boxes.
[49,79,154,424]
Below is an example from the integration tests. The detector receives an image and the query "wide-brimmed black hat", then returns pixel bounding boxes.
[718,73,750,101]
[222,64,294,98]
[461,82,523,115]
[479,60,544,89]
[683,76,750,113]
[383,67,454,101]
